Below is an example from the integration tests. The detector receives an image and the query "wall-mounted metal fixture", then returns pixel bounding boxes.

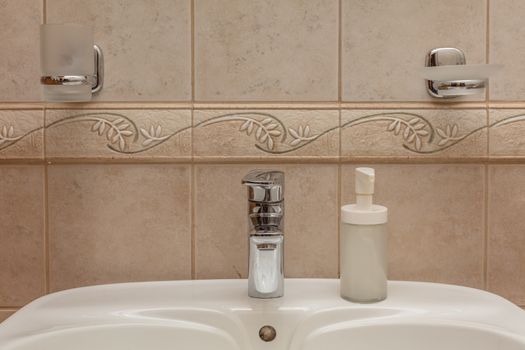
[422,47,501,98]
[40,24,103,102]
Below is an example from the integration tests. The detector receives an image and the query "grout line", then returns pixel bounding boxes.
[43,161,50,294]
[5,101,525,110]
[336,108,342,278]
[338,0,342,103]
[194,103,341,110]
[42,103,193,110]
[0,159,47,165]
[484,163,491,291]
[8,157,525,165]
[190,157,488,164]
[190,163,196,280]
[336,165,341,278]
[0,101,495,108]
[43,0,46,24]
[190,0,195,103]
[190,108,196,280]
[486,108,490,162]
[483,104,490,289]
[340,102,488,109]
[338,108,342,161]
[43,108,50,294]
[190,0,197,280]
[485,0,490,103]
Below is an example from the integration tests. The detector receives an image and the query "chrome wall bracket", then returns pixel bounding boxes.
[424,47,486,98]
[40,44,104,94]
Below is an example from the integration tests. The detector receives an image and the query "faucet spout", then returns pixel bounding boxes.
[242,170,285,299]
[249,234,284,298]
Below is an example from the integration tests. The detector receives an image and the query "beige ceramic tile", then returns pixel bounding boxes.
[195,164,339,279]
[487,165,525,305]
[46,0,191,101]
[193,110,339,159]
[489,109,525,157]
[0,0,41,101]
[490,0,525,100]
[0,166,45,306]
[342,0,486,101]
[195,0,338,101]
[0,110,43,160]
[45,109,191,160]
[342,164,485,288]
[48,164,191,291]
[0,310,16,323]
[341,109,487,158]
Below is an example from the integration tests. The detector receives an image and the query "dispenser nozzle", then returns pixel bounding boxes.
[355,167,375,209]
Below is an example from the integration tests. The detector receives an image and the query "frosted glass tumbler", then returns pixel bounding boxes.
[40,24,94,102]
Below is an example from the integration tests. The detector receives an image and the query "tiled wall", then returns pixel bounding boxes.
[1,0,525,320]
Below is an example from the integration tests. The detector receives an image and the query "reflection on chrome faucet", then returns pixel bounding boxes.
[242,170,284,299]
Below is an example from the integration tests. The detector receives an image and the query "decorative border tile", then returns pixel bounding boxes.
[193,110,339,158]
[489,109,525,157]
[2,108,525,160]
[341,109,487,158]
[0,110,43,160]
[45,110,192,160]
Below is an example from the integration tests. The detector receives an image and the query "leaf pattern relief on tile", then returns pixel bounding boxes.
[3,110,525,156]
[342,111,484,154]
[48,112,190,154]
[195,112,333,154]
[0,125,23,147]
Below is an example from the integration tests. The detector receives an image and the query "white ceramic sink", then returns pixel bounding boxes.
[1,279,525,350]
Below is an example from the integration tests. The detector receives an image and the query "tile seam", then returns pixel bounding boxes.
[338,0,342,102]
[7,158,525,165]
[337,109,342,277]
[43,107,50,295]
[485,0,490,102]
[191,0,195,103]
[485,164,491,292]
[190,163,196,280]
[190,107,196,280]
[484,0,490,290]
[483,163,489,290]
[5,102,525,109]
[7,157,525,164]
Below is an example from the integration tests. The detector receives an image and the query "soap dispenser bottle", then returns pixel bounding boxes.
[340,167,388,303]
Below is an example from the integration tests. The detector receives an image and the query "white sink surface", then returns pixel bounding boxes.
[1,279,525,349]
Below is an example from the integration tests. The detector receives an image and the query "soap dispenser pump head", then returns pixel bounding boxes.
[355,167,375,210]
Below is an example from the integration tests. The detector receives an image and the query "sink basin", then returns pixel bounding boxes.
[1,279,525,349]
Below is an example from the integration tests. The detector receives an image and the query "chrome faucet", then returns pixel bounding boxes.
[242,170,284,299]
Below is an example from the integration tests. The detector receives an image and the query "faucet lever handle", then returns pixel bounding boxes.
[242,170,284,203]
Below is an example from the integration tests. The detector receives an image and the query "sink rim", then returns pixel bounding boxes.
[1,279,525,348]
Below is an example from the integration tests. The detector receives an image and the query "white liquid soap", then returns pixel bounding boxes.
[340,167,388,303]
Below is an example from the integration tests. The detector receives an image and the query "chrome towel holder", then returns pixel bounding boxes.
[422,47,501,98]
